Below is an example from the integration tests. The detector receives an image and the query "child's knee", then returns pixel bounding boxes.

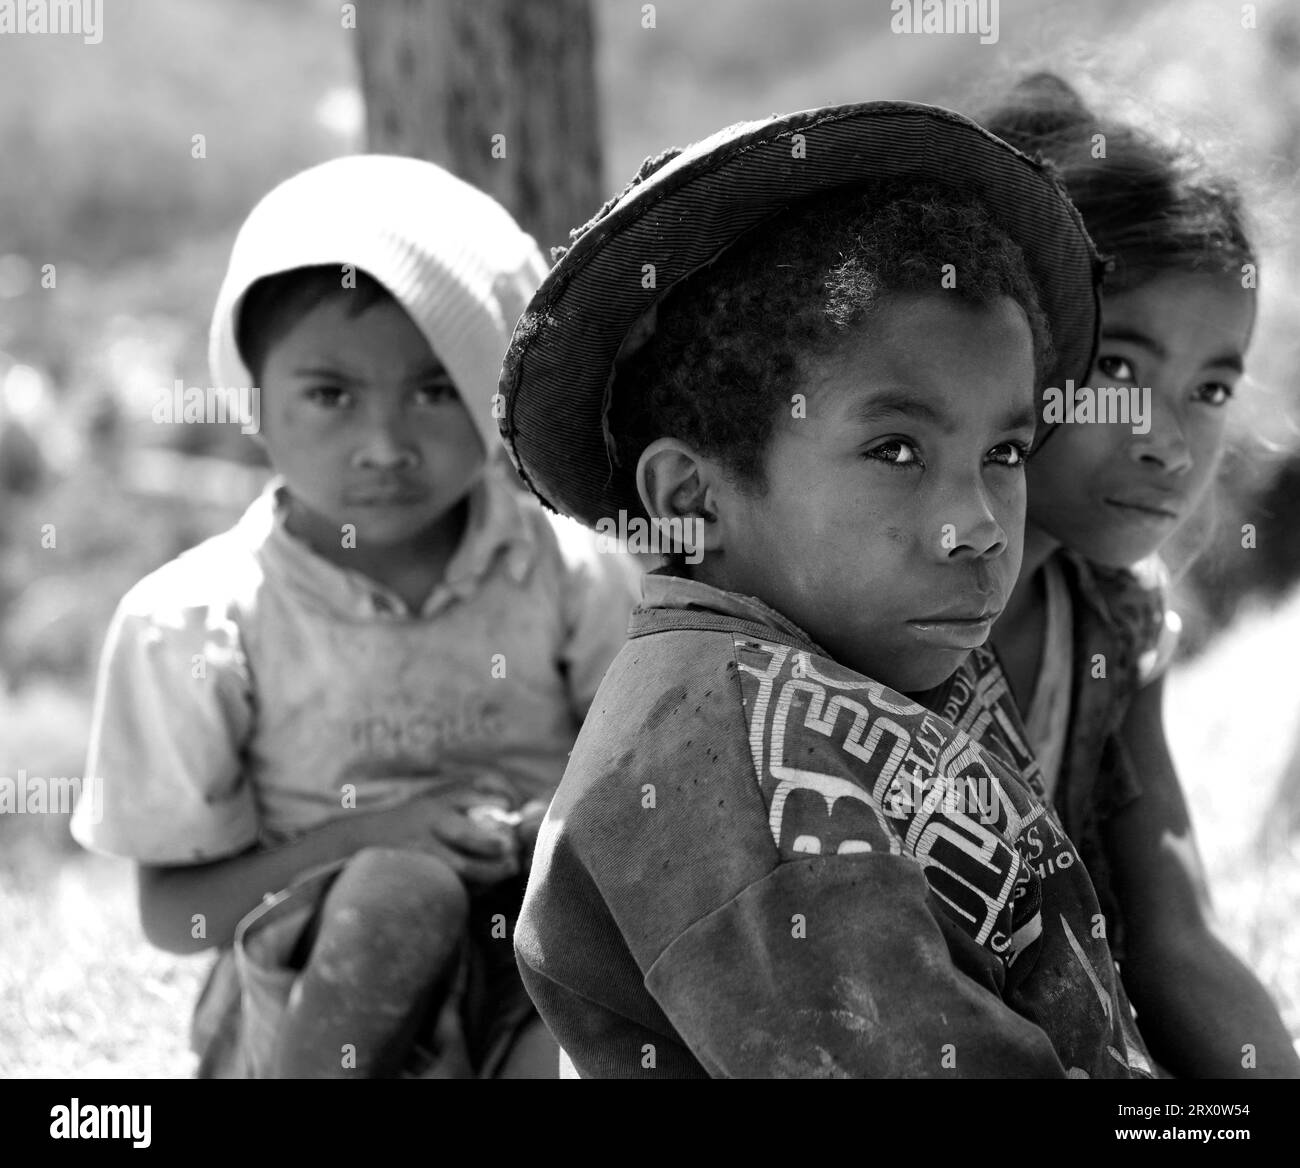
[322,847,468,942]
[292,848,469,994]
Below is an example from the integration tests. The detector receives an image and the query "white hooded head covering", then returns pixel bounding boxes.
[209,154,548,455]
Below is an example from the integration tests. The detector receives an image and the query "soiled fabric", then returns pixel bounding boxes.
[1023,555,1075,801]
[1056,553,1176,960]
[1007,552,1176,806]
[72,464,638,863]
[71,464,638,1077]
[515,572,1154,1079]
[193,863,536,1079]
[933,550,1173,964]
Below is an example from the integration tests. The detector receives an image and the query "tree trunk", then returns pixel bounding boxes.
[354,0,603,259]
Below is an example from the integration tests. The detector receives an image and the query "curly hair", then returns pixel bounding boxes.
[608,180,1053,493]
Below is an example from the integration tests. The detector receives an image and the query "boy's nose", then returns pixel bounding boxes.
[354,428,420,471]
[939,489,1008,562]
[946,519,1007,561]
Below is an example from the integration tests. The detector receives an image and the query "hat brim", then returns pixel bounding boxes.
[500,100,1102,528]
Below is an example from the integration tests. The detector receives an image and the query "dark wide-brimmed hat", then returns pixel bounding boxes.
[498,100,1103,529]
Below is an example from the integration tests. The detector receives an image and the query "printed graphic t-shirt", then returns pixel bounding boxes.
[929,550,1179,963]
[515,572,1154,1079]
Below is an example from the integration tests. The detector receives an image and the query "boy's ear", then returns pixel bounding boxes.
[636,438,718,526]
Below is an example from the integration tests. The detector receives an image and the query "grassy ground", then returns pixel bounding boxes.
[3,0,1298,1080]
[0,835,204,1078]
[1164,587,1300,1039]
[3,587,1299,1078]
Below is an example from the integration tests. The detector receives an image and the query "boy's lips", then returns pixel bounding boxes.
[906,607,1002,650]
[345,485,430,506]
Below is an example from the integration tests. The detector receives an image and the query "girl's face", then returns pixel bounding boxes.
[1026,270,1255,568]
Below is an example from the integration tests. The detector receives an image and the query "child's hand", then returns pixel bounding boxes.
[366,791,520,886]
[514,799,549,864]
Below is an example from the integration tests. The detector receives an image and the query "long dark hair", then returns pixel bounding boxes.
[978,72,1256,291]
[979,73,1264,609]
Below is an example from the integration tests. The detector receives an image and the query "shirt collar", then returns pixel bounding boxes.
[241,461,536,619]
[638,569,826,650]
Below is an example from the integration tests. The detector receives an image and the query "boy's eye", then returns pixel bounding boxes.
[863,439,921,468]
[1194,381,1234,407]
[305,386,352,408]
[987,441,1030,468]
[1096,354,1137,383]
[414,377,459,406]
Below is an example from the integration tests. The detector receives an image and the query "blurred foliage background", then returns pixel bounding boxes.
[1,0,1299,1074]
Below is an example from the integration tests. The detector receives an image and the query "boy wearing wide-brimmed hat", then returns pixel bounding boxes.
[503,103,1155,1078]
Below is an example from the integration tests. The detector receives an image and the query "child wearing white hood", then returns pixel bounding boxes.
[72,156,638,1078]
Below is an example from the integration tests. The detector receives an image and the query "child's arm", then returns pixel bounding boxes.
[139,789,519,955]
[628,856,1073,1078]
[1106,676,1300,1077]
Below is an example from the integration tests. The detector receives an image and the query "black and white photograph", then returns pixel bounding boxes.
[2,0,1299,1143]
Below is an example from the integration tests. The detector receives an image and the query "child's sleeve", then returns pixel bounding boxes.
[545,511,641,719]
[644,855,1072,1078]
[72,589,259,865]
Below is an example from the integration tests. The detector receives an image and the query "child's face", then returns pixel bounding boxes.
[710,294,1037,693]
[1026,271,1254,567]
[255,294,484,549]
